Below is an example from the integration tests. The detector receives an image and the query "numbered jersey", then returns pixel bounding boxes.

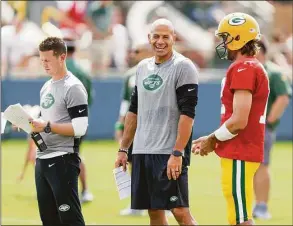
[215,57,269,162]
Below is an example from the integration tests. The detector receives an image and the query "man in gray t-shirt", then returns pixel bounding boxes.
[115,19,199,225]
[31,37,87,226]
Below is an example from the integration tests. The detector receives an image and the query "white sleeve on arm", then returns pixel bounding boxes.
[65,83,89,137]
[72,117,88,137]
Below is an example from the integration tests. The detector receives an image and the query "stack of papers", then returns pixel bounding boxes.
[113,167,131,200]
[3,103,33,134]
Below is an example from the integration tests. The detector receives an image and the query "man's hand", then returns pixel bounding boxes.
[194,134,217,156]
[167,155,182,180]
[192,136,208,155]
[114,152,128,172]
[30,119,46,133]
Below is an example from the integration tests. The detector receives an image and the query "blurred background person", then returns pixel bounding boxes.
[115,41,153,216]
[108,6,129,71]
[57,1,88,35]
[16,105,41,182]
[1,0,88,77]
[1,15,42,76]
[17,138,37,181]
[6,1,58,26]
[86,0,114,73]
[1,1,15,27]
[253,37,292,220]
[62,28,94,203]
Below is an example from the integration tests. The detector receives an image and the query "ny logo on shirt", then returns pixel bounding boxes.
[41,93,55,109]
[143,74,163,91]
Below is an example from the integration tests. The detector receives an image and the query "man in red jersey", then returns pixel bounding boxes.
[192,12,269,225]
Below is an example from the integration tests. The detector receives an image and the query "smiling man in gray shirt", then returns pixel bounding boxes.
[115,19,199,225]
[31,37,87,226]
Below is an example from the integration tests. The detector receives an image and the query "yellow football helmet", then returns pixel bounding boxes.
[215,12,261,59]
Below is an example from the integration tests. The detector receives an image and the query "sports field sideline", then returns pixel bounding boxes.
[1,140,292,225]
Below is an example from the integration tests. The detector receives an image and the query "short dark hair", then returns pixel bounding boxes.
[240,39,260,57]
[39,37,67,56]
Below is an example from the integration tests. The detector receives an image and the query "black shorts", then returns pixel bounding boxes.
[35,153,85,226]
[131,154,189,210]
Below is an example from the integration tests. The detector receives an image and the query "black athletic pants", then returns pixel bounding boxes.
[35,153,85,226]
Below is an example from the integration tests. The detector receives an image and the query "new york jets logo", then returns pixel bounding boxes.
[41,93,55,109]
[143,74,163,91]
[170,196,178,202]
[228,16,246,26]
[59,204,70,212]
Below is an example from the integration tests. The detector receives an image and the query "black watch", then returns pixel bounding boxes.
[172,150,183,157]
[44,121,51,133]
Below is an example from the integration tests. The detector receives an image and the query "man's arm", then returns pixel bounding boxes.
[120,86,138,149]
[267,95,290,123]
[33,84,88,136]
[49,122,75,136]
[194,66,256,155]
[173,115,194,151]
[267,73,292,124]
[213,64,255,141]
[120,112,137,149]
[210,89,252,142]
[54,84,89,136]
[115,85,138,171]
[194,89,252,156]
[174,59,199,152]
[31,117,87,137]
[167,59,198,179]
[225,90,252,134]
[194,89,252,158]
[115,110,136,171]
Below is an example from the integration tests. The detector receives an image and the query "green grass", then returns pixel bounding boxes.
[1,140,292,225]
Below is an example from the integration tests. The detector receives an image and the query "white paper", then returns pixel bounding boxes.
[3,103,33,134]
[1,112,7,134]
[113,166,131,200]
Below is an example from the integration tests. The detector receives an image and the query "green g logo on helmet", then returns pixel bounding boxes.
[143,74,163,91]
[41,93,55,109]
[228,17,246,26]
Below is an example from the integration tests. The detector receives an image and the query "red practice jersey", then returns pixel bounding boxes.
[215,57,270,162]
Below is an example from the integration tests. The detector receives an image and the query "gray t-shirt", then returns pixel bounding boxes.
[37,72,88,158]
[133,51,199,155]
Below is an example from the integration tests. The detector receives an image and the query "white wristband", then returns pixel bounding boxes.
[214,123,238,141]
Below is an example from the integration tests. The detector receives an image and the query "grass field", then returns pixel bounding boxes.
[1,140,292,225]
